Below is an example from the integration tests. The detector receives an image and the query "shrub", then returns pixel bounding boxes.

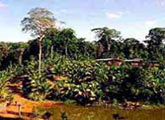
[22,59,52,101]
[0,70,13,100]
[52,59,165,105]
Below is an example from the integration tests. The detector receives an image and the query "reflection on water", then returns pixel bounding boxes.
[37,104,165,120]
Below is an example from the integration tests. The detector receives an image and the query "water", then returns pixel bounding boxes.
[37,104,165,120]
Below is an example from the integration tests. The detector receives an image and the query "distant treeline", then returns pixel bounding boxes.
[0,27,165,70]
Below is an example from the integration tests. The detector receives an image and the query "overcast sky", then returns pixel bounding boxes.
[0,0,165,42]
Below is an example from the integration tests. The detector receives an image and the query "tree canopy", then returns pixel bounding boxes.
[21,7,56,37]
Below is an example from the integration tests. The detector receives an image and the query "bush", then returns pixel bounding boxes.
[22,59,52,101]
[137,67,165,104]
[12,54,165,105]
[52,58,99,104]
[0,70,13,100]
[51,57,165,105]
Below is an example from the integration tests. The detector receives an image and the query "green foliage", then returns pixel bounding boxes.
[1,50,165,105]
[27,72,52,101]
[145,27,165,60]
[22,59,52,101]
[52,57,99,104]
[0,42,28,70]
[21,7,56,37]
[50,57,165,104]
[43,28,96,58]
[92,27,121,58]
[123,38,148,59]
[1,12,165,107]
[10,54,165,105]
[0,69,14,100]
[137,67,165,104]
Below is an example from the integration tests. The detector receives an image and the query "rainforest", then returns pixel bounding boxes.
[1,6,165,120]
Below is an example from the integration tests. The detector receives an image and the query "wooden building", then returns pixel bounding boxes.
[96,58,159,67]
[125,59,144,67]
[96,58,123,66]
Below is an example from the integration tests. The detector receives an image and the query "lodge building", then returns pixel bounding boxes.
[96,58,159,67]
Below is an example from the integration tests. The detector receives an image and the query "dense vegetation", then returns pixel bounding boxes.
[1,7,165,106]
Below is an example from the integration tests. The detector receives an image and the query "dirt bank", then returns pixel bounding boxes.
[0,94,62,120]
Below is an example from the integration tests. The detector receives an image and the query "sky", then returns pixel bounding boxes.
[0,0,165,42]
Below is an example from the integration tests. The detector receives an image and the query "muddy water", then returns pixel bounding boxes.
[37,104,165,120]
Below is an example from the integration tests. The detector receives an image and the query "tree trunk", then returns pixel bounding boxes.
[51,46,54,60]
[97,43,104,58]
[84,46,87,56]
[65,45,68,56]
[38,35,44,76]
[106,36,111,55]
[19,49,24,65]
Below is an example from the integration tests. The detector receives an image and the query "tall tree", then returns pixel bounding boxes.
[21,7,56,75]
[43,28,60,59]
[58,28,77,56]
[145,28,165,60]
[0,42,9,69]
[123,38,147,59]
[110,40,124,58]
[92,27,121,58]
[17,42,28,65]
[77,38,96,57]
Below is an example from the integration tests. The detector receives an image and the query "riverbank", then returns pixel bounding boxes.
[1,93,165,120]
[0,74,165,120]
[0,94,62,120]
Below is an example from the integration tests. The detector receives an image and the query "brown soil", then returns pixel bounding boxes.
[0,82,62,120]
